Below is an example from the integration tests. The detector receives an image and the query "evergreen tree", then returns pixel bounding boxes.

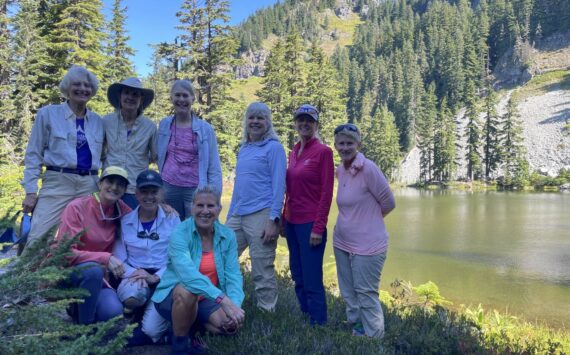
[502,96,528,186]
[105,0,135,84]
[45,0,108,111]
[416,83,437,182]
[361,104,400,181]
[176,0,237,115]
[144,44,179,121]
[281,31,306,148]
[433,98,457,181]
[0,0,16,163]
[482,85,501,179]
[11,0,51,158]
[463,81,482,181]
[256,39,291,146]
[305,42,345,146]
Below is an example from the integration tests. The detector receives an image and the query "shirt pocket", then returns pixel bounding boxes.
[48,130,70,153]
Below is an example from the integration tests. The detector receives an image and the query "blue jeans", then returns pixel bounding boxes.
[163,182,196,221]
[68,262,123,324]
[285,221,327,325]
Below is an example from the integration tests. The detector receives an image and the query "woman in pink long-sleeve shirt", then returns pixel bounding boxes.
[282,104,334,325]
[333,123,395,338]
[55,166,131,324]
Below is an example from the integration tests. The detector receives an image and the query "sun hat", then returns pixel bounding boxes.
[293,104,319,122]
[136,169,163,189]
[99,166,129,185]
[107,77,155,111]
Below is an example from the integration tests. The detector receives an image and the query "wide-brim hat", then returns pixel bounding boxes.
[107,77,155,111]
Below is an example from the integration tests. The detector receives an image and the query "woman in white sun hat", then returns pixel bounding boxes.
[102,77,158,208]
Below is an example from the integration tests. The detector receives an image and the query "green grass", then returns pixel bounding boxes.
[512,69,570,102]
[230,76,263,103]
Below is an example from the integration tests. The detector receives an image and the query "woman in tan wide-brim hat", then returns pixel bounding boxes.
[102,77,158,208]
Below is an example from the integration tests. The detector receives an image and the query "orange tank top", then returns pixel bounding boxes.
[198,251,219,300]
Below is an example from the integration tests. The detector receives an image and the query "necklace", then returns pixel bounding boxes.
[172,117,198,165]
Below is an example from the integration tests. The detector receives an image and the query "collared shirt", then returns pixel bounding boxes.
[113,206,181,279]
[22,103,104,194]
[157,114,223,194]
[283,137,334,234]
[102,111,158,194]
[55,195,132,266]
[334,152,396,255]
[151,219,244,307]
[226,138,286,220]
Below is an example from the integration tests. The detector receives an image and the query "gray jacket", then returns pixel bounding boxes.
[157,114,222,193]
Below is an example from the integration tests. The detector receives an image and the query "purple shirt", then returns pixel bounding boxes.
[334,153,395,255]
[162,125,199,187]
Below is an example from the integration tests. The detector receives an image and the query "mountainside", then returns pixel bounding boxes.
[234,0,570,184]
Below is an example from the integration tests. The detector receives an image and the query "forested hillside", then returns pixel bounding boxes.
[1,0,569,186]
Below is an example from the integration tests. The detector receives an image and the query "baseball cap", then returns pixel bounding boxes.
[293,104,319,121]
[100,166,129,185]
[136,169,163,188]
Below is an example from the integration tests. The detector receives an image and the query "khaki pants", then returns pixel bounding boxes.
[26,170,98,247]
[226,208,278,311]
[334,247,387,338]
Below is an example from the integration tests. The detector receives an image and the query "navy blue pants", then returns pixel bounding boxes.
[285,221,327,325]
[68,262,123,324]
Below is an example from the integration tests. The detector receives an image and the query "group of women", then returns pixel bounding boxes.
[21,65,395,353]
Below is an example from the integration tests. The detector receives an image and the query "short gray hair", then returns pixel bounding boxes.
[59,65,99,99]
[241,102,280,144]
[192,185,221,206]
[171,79,195,99]
[334,123,361,143]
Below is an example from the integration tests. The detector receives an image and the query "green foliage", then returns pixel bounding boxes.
[0,214,133,355]
[104,0,136,84]
[0,165,24,216]
[361,105,401,181]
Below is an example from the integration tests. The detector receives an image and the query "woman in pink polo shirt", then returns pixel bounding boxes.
[282,104,334,325]
[333,123,395,338]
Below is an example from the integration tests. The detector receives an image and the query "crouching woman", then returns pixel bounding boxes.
[144,185,245,354]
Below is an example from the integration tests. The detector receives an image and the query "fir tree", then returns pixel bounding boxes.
[305,42,345,146]
[361,104,400,181]
[463,81,482,181]
[105,0,135,84]
[46,0,108,111]
[256,39,290,146]
[482,85,501,179]
[176,0,237,115]
[416,83,437,182]
[433,98,457,181]
[11,0,49,158]
[502,96,528,186]
[0,0,16,162]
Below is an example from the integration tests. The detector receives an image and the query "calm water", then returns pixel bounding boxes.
[230,189,570,328]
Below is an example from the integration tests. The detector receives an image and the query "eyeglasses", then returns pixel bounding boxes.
[334,123,359,135]
[137,231,160,240]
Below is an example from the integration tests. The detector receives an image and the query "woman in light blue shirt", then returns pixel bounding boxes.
[225,102,286,312]
[156,80,222,220]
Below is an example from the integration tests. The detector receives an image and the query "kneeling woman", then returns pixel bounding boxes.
[55,166,131,324]
[146,186,245,354]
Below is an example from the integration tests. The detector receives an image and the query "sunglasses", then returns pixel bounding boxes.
[137,231,160,240]
[334,123,359,135]
[93,192,124,221]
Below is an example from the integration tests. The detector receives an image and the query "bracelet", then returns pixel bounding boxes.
[215,294,225,304]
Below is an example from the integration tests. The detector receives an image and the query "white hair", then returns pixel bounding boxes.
[59,65,99,99]
[241,102,280,145]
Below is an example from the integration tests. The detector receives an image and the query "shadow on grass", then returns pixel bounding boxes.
[125,273,490,354]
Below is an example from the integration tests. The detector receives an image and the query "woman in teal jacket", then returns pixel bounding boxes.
[146,185,245,354]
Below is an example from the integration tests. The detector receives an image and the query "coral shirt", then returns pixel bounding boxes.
[283,138,334,234]
[56,195,131,266]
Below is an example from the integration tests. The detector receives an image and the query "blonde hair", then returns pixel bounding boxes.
[241,102,280,144]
